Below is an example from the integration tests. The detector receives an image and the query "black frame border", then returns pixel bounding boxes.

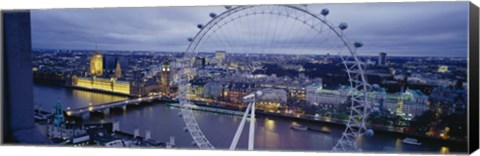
[468,1,479,154]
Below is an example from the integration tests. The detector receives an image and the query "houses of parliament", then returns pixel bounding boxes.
[71,50,171,97]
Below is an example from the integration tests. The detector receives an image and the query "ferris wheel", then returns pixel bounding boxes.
[176,4,372,152]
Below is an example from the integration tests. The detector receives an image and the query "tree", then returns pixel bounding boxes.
[410,110,435,135]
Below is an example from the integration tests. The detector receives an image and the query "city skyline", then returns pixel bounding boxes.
[31,2,469,57]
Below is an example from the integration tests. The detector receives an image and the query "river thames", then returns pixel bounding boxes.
[33,84,465,153]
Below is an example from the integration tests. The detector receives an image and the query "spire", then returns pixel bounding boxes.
[95,42,98,53]
[162,58,170,72]
[163,58,170,66]
[53,98,65,126]
[55,98,62,114]
[115,58,122,78]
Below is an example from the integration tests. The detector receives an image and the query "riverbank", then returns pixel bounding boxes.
[174,101,467,146]
[33,83,467,153]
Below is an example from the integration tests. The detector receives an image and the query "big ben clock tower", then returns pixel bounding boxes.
[161,59,170,96]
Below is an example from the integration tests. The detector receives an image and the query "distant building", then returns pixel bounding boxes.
[389,67,396,76]
[306,84,349,110]
[225,82,255,103]
[215,51,226,66]
[382,89,429,120]
[194,57,206,68]
[368,85,388,113]
[438,65,449,73]
[47,125,86,140]
[190,78,208,97]
[258,82,307,100]
[103,55,128,77]
[256,88,287,112]
[103,55,117,73]
[48,99,87,140]
[378,52,387,66]
[306,83,429,120]
[203,82,224,99]
[142,78,162,96]
[90,51,103,76]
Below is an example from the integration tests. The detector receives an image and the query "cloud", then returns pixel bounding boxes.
[31,2,469,57]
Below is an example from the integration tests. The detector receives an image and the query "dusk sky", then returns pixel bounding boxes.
[31,2,469,57]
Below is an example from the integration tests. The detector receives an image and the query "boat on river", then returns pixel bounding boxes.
[290,125,308,131]
[308,127,331,134]
[402,137,422,146]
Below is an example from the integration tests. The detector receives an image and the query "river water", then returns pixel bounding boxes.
[33,84,465,154]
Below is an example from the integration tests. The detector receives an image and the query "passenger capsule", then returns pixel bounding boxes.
[353,41,363,48]
[225,6,232,9]
[197,24,203,29]
[209,12,217,18]
[187,38,193,42]
[365,129,374,137]
[321,8,329,16]
[339,22,348,30]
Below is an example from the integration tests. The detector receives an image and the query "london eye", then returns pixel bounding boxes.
[176,5,372,152]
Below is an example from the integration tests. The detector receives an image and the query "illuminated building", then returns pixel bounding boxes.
[383,89,429,120]
[215,50,226,65]
[190,78,208,97]
[90,50,103,76]
[225,82,255,103]
[306,83,428,120]
[306,84,349,110]
[256,88,287,112]
[389,67,396,75]
[396,97,404,116]
[161,59,170,95]
[438,65,449,73]
[47,124,86,140]
[259,83,307,100]
[287,86,306,100]
[73,77,131,95]
[141,78,162,96]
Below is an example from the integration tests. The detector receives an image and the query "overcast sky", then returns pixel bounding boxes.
[31,2,469,57]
